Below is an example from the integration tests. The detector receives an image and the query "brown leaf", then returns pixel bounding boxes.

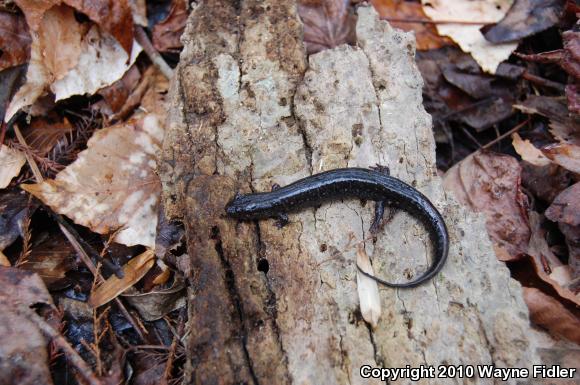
[37,5,83,81]
[443,152,531,261]
[370,0,452,50]
[96,64,142,115]
[122,275,186,321]
[0,11,31,71]
[541,142,580,174]
[512,133,552,166]
[63,0,134,55]
[483,0,565,43]
[546,182,580,226]
[526,211,565,275]
[21,116,74,157]
[152,0,188,53]
[89,249,156,308]
[523,287,580,344]
[12,0,58,31]
[0,268,53,385]
[19,232,78,288]
[521,161,572,203]
[22,114,163,248]
[0,189,30,251]
[298,0,356,54]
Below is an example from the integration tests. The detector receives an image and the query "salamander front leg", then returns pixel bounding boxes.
[270,183,289,228]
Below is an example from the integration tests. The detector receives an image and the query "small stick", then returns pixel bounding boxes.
[481,118,530,150]
[134,26,173,79]
[523,72,566,92]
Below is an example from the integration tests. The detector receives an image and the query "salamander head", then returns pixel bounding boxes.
[225,193,262,220]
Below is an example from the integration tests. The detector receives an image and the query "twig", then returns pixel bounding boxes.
[134,26,173,79]
[481,118,530,150]
[523,72,566,92]
[21,306,103,385]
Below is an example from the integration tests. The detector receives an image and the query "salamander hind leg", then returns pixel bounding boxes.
[369,200,385,234]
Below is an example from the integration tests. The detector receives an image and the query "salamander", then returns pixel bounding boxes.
[225,167,448,288]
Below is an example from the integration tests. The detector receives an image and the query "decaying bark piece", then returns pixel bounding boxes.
[160,2,539,384]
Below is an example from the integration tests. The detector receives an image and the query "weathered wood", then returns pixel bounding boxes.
[160,2,539,384]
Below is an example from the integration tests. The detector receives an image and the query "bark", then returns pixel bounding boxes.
[159,2,539,384]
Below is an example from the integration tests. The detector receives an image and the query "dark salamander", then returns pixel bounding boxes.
[225,167,448,288]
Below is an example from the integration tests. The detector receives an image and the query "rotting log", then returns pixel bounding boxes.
[159,2,539,384]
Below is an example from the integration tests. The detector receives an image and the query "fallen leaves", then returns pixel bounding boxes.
[22,114,163,248]
[421,0,517,73]
[5,2,140,121]
[443,152,531,261]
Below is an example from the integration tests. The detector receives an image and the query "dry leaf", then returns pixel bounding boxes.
[21,117,74,157]
[546,183,580,226]
[89,249,156,308]
[152,0,188,52]
[22,114,163,248]
[523,287,580,344]
[0,11,31,71]
[371,0,452,50]
[421,0,518,73]
[122,276,186,321]
[51,25,141,102]
[299,0,356,54]
[0,145,26,188]
[356,245,381,328]
[20,232,77,288]
[443,152,530,261]
[542,143,580,174]
[14,0,133,55]
[521,161,571,203]
[483,0,565,43]
[5,6,141,121]
[0,190,30,250]
[512,133,552,167]
[0,267,54,385]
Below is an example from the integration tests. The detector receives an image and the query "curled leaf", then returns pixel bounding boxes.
[89,249,156,308]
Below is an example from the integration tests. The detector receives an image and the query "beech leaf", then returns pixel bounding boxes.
[22,114,163,248]
[421,0,517,73]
